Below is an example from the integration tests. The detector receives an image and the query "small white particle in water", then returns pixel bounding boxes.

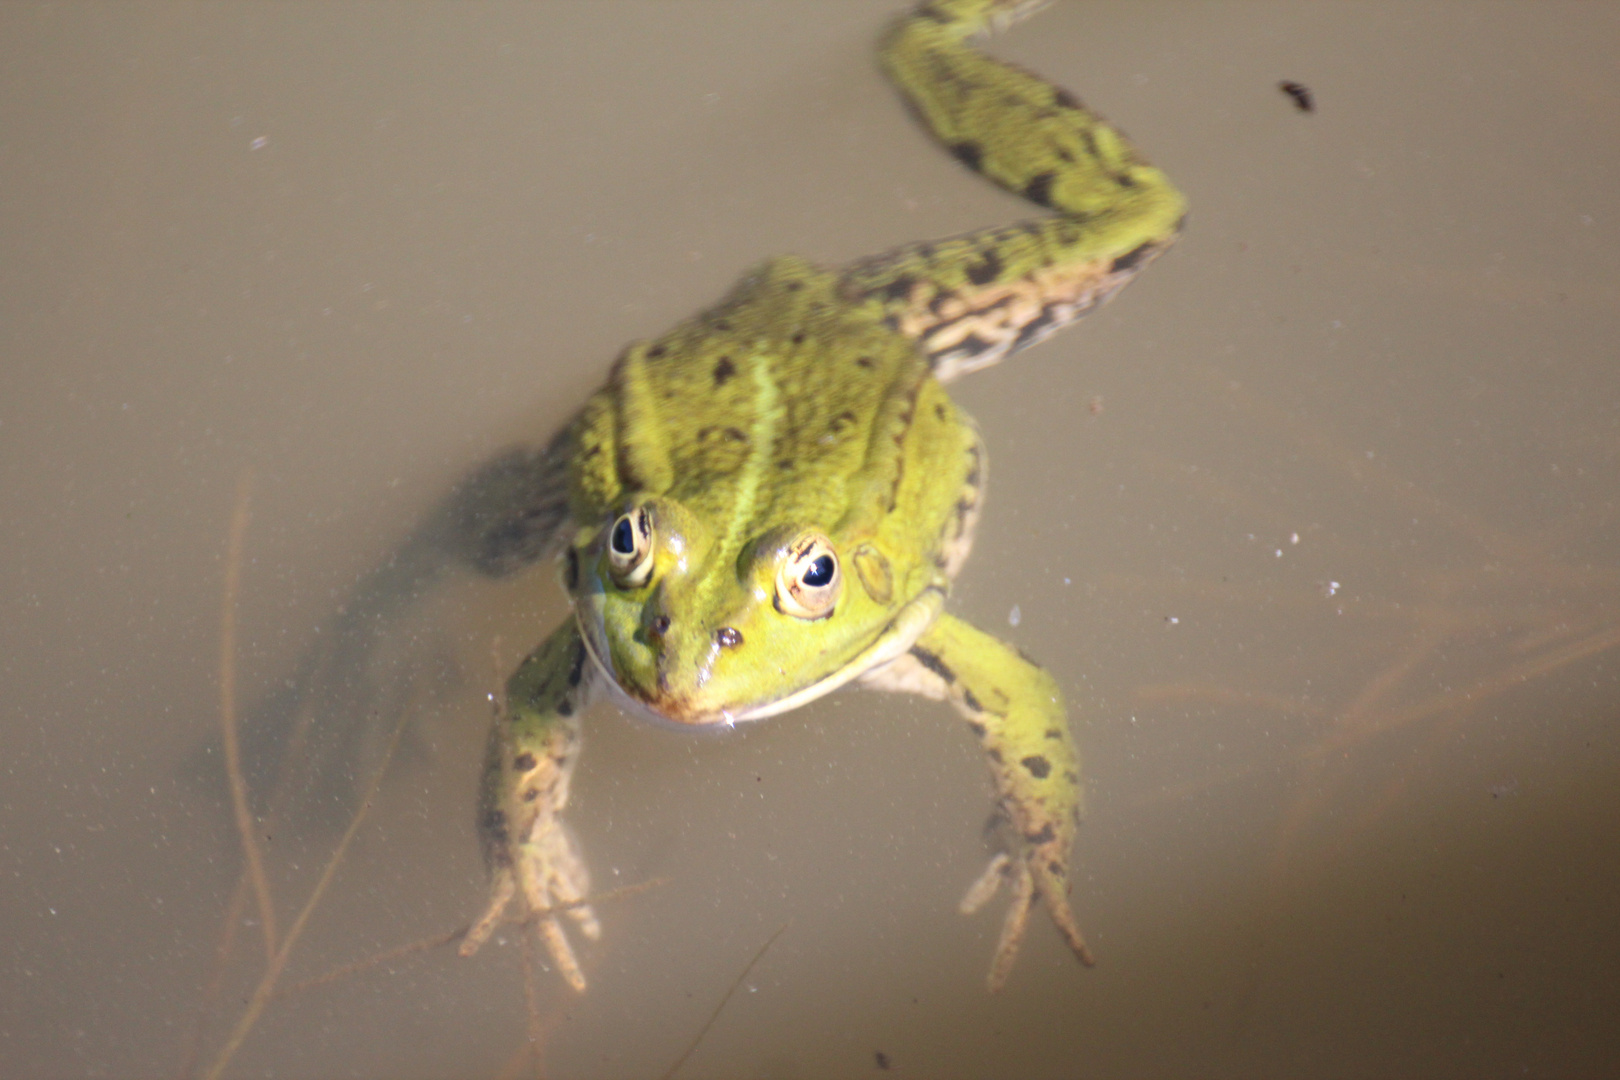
[1008,604,1021,627]
[249,135,268,150]
[1166,616,1179,625]
[1366,450,1375,459]
[1063,577,1071,585]
[1275,548,1283,558]
[1323,580,1340,597]
[1290,532,1300,545]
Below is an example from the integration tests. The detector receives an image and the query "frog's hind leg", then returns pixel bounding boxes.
[844,0,1187,383]
[433,425,575,579]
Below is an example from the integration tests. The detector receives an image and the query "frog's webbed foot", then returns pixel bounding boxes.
[459,621,598,992]
[959,815,1094,992]
[461,807,599,992]
[863,612,1090,991]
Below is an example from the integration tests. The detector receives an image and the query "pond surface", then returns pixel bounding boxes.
[3,3,1617,1077]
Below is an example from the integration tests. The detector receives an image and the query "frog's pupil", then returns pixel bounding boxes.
[804,554,835,587]
[611,517,635,554]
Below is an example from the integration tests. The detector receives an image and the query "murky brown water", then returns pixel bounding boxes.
[4,3,1618,1077]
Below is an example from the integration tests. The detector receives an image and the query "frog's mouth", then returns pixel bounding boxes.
[575,586,945,727]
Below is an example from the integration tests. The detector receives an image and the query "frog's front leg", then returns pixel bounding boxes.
[459,620,599,992]
[862,613,1090,991]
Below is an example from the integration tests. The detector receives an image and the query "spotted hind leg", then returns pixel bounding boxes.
[844,0,1187,381]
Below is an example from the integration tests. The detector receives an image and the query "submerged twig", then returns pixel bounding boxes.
[273,926,468,999]
[201,704,411,1080]
[219,470,278,960]
[659,922,790,1080]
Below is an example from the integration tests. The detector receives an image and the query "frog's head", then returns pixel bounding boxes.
[570,496,931,725]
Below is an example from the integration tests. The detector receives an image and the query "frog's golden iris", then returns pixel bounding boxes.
[457,0,1185,993]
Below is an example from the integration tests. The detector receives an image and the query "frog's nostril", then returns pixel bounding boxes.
[650,614,671,637]
[715,626,743,648]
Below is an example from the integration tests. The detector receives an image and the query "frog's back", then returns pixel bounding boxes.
[567,255,975,589]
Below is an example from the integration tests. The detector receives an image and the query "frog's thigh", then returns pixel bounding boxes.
[846,1,1186,381]
[462,619,599,992]
[862,612,1092,989]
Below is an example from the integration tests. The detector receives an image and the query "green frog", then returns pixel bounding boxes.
[455,0,1184,992]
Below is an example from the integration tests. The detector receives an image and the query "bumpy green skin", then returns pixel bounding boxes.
[459,0,1185,992]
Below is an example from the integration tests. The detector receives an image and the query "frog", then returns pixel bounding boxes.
[453,0,1185,993]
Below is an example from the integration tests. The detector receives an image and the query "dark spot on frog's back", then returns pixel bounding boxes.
[1020,754,1052,779]
[646,344,665,359]
[856,355,875,370]
[1025,822,1056,845]
[712,356,736,386]
[1023,171,1058,208]
[950,140,984,172]
[513,752,537,772]
[1053,87,1082,111]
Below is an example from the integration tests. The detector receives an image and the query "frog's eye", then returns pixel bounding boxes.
[606,507,655,588]
[775,534,840,620]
